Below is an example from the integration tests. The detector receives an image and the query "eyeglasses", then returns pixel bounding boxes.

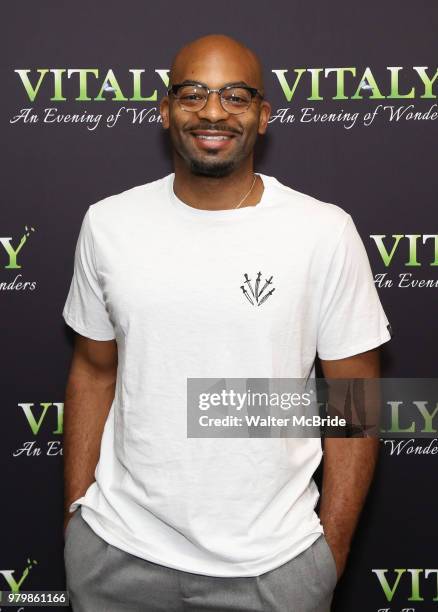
[168,82,264,115]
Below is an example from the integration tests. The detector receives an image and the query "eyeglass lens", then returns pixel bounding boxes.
[176,85,253,113]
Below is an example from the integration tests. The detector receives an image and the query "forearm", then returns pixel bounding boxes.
[319,437,379,570]
[63,370,116,518]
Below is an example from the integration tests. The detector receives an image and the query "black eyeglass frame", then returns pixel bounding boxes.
[167,82,264,114]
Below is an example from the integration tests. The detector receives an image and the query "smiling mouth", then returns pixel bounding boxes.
[188,130,237,151]
[190,130,238,141]
[194,134,232,140]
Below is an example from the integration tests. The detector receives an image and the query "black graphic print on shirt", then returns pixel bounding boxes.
[240,272,276,306]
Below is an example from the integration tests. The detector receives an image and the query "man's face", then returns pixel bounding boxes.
[160,55,271,177]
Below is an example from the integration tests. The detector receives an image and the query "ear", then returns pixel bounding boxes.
[160,96,170,129]
[258,100,271,135]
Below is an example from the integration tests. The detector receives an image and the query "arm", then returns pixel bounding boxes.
[63,334,118,534]
[318,347,381,580]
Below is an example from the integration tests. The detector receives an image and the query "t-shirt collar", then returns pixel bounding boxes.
[168,172,272,220]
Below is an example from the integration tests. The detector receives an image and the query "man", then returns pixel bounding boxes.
[62,33,392,611]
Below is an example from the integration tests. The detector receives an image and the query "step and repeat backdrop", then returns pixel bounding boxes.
[1,1,437,610]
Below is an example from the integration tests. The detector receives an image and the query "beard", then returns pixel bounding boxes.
[171,125,250,177]
[188,153,237,178]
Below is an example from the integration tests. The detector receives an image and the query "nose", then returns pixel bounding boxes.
[196,91,230,121]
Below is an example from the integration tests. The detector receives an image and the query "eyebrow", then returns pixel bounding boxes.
[178,79,253,88]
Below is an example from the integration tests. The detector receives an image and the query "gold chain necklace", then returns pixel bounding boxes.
[234,173,257,209]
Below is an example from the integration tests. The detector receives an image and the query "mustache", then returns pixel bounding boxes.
[186,124,242,135]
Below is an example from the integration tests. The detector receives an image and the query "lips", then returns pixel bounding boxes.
[191,129,237,137]
[190,129,237,150]
[194,134,231,140]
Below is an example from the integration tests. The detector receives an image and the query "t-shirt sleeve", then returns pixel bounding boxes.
[316,214,393,360]
[62,206,116,341]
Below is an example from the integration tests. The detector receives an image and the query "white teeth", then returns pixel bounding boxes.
[195,135,231,140]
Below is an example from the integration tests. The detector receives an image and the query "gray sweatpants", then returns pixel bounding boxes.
[64,509,337,611]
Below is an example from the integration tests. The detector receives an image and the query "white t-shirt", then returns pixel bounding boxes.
[62,172,392,577]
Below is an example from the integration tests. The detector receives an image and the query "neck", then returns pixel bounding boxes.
[172,158,264,211]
